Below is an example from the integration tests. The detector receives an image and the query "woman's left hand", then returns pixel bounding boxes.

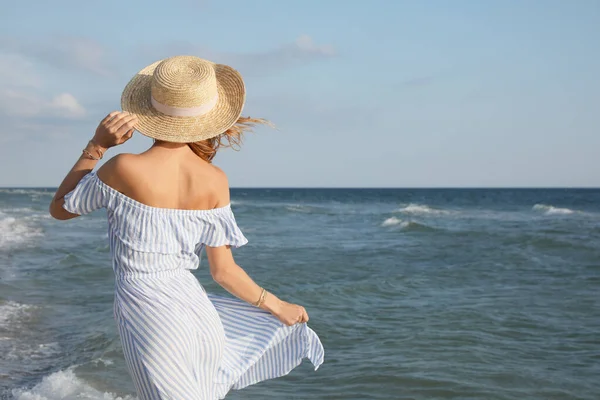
[92,111,138,151]
[271,301,309,326]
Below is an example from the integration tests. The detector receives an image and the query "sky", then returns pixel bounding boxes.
[0,0,598,188]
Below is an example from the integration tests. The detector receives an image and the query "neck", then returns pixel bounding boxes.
[152,140,188,150]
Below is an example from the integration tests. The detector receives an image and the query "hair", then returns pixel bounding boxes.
[187,116,270,162]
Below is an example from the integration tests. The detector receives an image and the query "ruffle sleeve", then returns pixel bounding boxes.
[202,206,248,248]
[62,171,109,215]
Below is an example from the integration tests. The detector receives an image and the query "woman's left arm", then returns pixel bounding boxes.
[49,111,138,220]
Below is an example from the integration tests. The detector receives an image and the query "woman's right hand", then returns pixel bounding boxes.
[92,111,138,151]
[271,300,309,326]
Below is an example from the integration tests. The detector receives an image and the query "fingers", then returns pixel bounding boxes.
[108,112,136,130]
[94,111,137,150]
[120,129,135,143]
[299,308,309,323]
[101,111,120,125]
[114,114,139,136]
[104,111,129,128]
[104,113,138,139]
[279,304,309,326]
[295,306,308,324]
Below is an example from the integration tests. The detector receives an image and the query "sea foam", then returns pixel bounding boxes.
[0,301,36,329]
[11,368,135,400]
[0,301,61,363]
[397,203,450,215]
[533,204,575,215]
[0,211,43,249]
[381,217,434,231]
[381,217,404,227]
[0,189,53,196]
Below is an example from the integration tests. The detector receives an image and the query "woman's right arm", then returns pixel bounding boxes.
[205,245,309,326]
[205,168,309,326]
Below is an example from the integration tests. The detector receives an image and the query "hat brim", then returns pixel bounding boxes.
[120,59,246,143]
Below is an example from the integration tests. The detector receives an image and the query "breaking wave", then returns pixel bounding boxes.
[11,367,135,400]
[0,211,43,249]
[381,217,403,227]
[396,203,451,215]
[381,217,435,231]
[0,189,53,196]
[533,204,576,215]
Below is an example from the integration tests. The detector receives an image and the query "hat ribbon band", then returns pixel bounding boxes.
[150,93,219,117]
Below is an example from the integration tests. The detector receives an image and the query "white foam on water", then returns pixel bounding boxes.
[533,204,575,215]
[0,301,36,329]
[0,302,63,362]
[11,368,136,400]
[397,203,450,215]
[90,357,114,367]
[4,341,62,362]
[0,189,53,196]
[381,217,404,227]
[285,204,314,213]
[2,207,36,213]
[0,211,43,249]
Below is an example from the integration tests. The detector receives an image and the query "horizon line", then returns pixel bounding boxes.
[2,186,600,190]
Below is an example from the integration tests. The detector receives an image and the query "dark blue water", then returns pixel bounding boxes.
[1,188,599,399]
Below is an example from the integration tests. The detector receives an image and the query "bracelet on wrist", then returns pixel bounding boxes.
[82,140,105,160]
[253,288,268,308]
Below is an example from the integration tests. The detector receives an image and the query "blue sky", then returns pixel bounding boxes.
[0,0,598,187]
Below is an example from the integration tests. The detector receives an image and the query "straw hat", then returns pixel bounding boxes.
[121,55,246,143]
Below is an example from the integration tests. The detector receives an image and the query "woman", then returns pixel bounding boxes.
[49,55,324,399]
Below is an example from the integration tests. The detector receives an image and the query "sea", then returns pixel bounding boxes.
[0,187,599,400]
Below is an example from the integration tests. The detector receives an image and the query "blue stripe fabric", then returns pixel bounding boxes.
[62,172,324,399]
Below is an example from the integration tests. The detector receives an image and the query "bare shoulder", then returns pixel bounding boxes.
[210,164,228,183]
[210,164,231,207]
[97,153,139,190]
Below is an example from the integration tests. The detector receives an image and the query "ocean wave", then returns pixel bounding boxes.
[0,301,61,363]
[1,207,36,213]
[2,207,53,222]
[0,188,53,196]
[0,211,43,249]
[229,200,343,215]
[90,357,115,366]
[12,368,135,400]
[4,341,62,362]
[382,217,403,227]
[396,203,451,215]
[381,217,434,231]
[0,301,36,329]
[533,204,576,215]
[285,204,318,213]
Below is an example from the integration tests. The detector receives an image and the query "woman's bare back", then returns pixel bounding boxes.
[97,142,229,211]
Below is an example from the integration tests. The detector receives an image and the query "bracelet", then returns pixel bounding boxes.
[82,149,101,160]
[257,289,268,308]
[253,288,268,307]
[82,140,105,160]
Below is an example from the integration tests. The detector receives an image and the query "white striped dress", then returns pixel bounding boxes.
[63,171,324,399]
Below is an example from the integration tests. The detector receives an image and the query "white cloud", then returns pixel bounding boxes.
[49,93,86,118]
[0,42,88,122]
[294,34,335,56]
[0,89,85,119]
